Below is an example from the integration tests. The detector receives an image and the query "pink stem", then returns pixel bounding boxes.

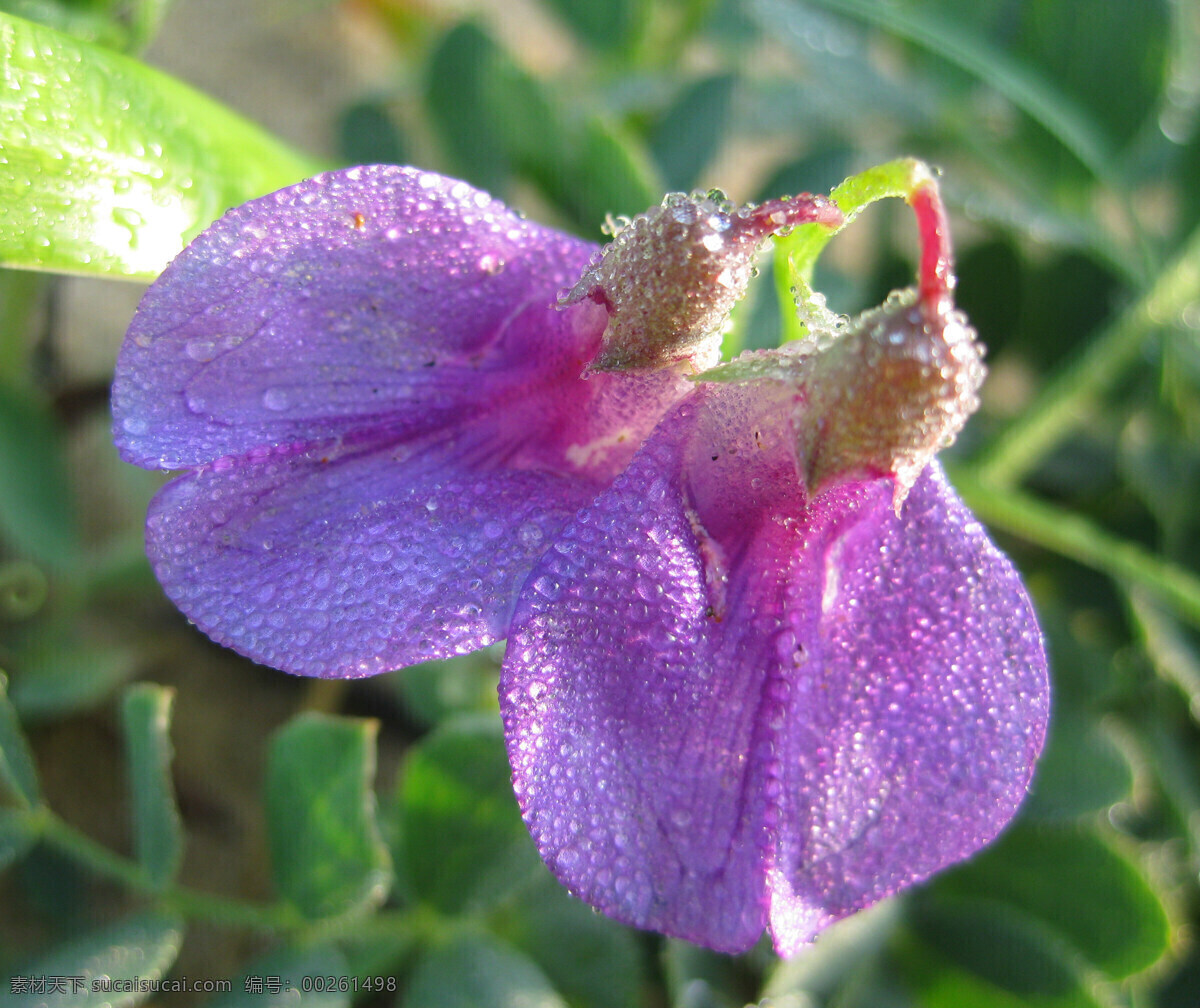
[910,181,955,318]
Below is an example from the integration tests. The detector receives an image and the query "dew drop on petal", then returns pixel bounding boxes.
[262,387,290,411]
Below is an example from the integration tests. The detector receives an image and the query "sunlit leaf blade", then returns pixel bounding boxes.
[6,910,184,1007]
[0,671,39,808]
[0,12,320,280]
[265,712,392,920]
[402,933,568,1008]
[121,683,182,890]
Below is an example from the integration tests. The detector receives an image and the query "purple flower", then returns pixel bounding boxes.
[113,161,1047,956]
[111,165,830,678]
[498,174,1048,954]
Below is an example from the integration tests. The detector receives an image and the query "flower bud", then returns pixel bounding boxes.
[795,287,985,511]
[562,191,842,372]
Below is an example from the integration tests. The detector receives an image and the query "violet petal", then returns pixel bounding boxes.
[113,165,599,469]
[146,423,593,678]
[501,383,1048,954]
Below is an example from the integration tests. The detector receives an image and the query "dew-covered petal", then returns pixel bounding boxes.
[763,462,1048,955]
[113,165,600,469]
[146,424,604,679]
[501,383,1047,954]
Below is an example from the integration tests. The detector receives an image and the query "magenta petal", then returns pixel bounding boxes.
[113,165,598,469]
[147,426,599,678]
[501,384,1048,954]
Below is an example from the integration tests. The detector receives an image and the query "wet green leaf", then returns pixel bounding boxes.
[265,712,392,920]
[0,12,319,280]
[120,682,181,889]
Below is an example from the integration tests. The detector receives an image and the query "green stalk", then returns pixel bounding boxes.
[29,806,304,932]
[953,470,1200,629]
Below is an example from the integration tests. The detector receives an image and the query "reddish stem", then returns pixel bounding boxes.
[910,181,955,318]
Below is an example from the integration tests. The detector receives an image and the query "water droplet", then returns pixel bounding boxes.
[262,387,290,411]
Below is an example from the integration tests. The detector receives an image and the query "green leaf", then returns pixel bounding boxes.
[903,896,1110,1008]
[542,0,646,53]
[561,115,660,233]
[395,713,541,915]
[7,627,137,719]
[388,646,501,729]
[650,74,736,192]
[1023,711,1133,820]
[6,910,184,1006]
[0,0,172,52]
[489,870,645,1008]
[120,682,182,889]
[425,22,522,194]
[0,671,39,807]
[763,900,902,1005]
[207,944,353,1008]
[402,933,568,1008]
[935,823,1171,980]
[336,98,406,168]
[0,12,319,280]
[265,712,392,920]
[0,386,80,567]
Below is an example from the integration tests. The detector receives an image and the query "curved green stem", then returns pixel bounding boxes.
[953,470,1200,629]
[30,805,304,932]
[975,221,1200,487]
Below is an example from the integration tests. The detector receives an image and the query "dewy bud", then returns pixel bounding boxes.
[796,287,985,511]
[562,190,842,372]
[795,178,984,511]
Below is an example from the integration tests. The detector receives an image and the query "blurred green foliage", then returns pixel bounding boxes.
[2,0,1200,1005]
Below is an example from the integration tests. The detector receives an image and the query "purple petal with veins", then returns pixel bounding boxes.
[113,166,690,676]
[501,381,1048,954]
